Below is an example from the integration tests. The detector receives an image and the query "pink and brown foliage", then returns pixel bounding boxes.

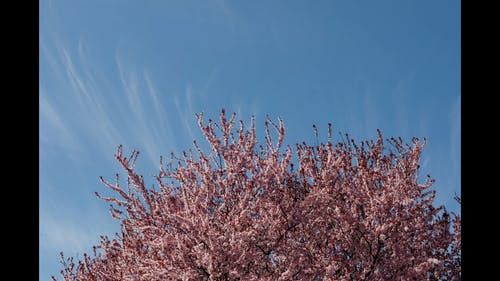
[53,110,461,280]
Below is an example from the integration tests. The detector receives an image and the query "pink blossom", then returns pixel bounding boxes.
[53,110,461,280]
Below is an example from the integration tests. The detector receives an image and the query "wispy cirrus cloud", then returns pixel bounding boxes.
[115,50,182,166]
[40,211,103,255]
[39,90,76,149]
[41,31,257,280]
[200,66,220,98]
[53,40,125,160]
[43,36,183,167]
[173,84,198,143]
[40,37,64,81]
[40,36,183,259]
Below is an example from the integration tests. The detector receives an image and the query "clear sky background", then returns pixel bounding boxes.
[40,1,460,279]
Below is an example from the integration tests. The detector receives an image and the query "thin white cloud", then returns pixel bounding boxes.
[39,93,69,140]
[41,37,205,272]
[39,90,81,158]
[173,86,197,143]
[144,70,167,127]
[40,37,64,81]
[54,40,126,158]
[200,66,220,97]
[115,52,170,165]
[173,94,183,119]
[116,53,144,122]
[143,70,178,154]
[60,45,93,103]
[40,212,101,255]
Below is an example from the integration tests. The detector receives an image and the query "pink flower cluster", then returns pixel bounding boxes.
[54,110,460,280]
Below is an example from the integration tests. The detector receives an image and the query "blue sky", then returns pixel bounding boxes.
[40,1,460,279]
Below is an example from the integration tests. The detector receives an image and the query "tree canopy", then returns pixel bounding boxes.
[54,110,460,280]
